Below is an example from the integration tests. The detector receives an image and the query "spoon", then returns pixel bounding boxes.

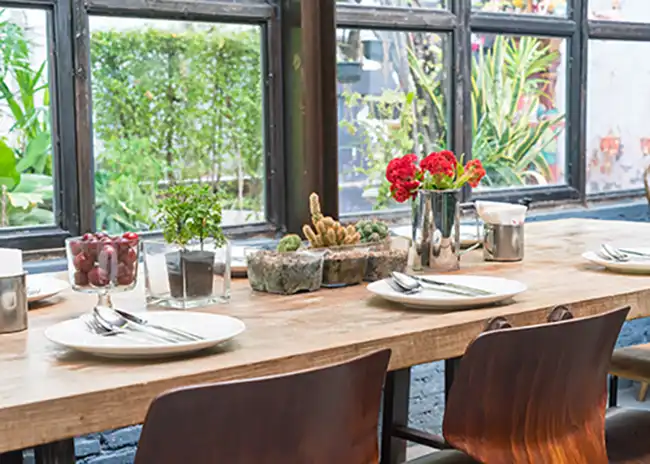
[93,307,181,344]
[391,272,477,297]
[112,308,203,342]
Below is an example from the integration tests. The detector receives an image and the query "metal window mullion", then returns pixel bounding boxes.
[588,20,650,41]
[470,12,576,37]
[336,5,456,32]
[84,0,272,23]
[451,0,471,202]
[0,0,54,8]
[263,4,286,231]
[72,0,95,234]
[52,0,81,235]
[568,0,588,200]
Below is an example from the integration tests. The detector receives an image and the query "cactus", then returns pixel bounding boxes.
[356,219,390,244]
[277,234,302,252]
[302,192,361,248]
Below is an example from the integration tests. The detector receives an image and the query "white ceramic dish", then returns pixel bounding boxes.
[367,275,527,310]
[45,311,246,359]
[27,275,70,304]
[582,248,650,274]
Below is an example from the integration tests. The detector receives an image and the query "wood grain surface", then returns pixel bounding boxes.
[134,350,391,464]
[444,306,629,463]
[2,218,650,452]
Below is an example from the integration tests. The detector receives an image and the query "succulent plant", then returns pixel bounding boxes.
[277,234,302,252]
[356,219,390,244]
[302,192,361,248]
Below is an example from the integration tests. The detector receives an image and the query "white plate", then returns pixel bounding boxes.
[367,275,527,310]
[27,275,69,304]
[45,311,246,359]
[392,224,483,247]
[582,249,650,274]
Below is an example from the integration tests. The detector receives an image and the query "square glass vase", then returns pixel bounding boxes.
[143,239,231,309]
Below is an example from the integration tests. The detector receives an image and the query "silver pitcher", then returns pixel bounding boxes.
[411,189,460,272]
[483,223,524,262]
[0,273,27,334]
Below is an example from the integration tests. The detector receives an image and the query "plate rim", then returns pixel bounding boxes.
[44,311,246,355]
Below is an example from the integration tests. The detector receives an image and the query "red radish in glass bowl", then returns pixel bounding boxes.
[66,232,140,310]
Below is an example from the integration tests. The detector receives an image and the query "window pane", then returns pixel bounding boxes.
[589,0,650,22]
[472,0,567,16]
[0,9,54,228]
[337,29,450,214]
[336,0,447,9]
[90,17,264,234]
[587,40,650,194]
[471,34,567,190]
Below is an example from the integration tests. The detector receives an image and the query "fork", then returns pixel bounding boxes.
[600,244,630,262]
[82,315,154,344]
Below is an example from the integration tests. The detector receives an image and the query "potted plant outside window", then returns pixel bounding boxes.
[143,184,231,309]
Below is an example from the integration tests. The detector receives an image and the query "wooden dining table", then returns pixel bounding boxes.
[2,218,650,463]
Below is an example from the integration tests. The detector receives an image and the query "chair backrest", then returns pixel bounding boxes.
[134,349,391,464]
[443,306,630,464]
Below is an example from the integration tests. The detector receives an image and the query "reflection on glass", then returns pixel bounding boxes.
[589,0,650,22]
[587,41,650,194]
[0,9,54,228]
[336,29,450,214]
[472,34,567,189]
[336,0,447,9]
[90,17,264,234]
[472,0,567,16]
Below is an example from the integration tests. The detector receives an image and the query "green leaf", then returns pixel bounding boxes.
[0,139,19,189]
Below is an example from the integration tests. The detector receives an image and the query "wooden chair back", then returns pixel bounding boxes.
[134,349,391,464]
[443,306,630,464]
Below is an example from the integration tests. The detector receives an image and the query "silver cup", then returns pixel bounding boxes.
[0,272,27,334]
[483,224,524,262]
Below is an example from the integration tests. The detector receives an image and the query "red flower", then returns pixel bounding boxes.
[386,154,421,203]
[420,151,457,178]
[464,159,486,188]
[386,154,418,184]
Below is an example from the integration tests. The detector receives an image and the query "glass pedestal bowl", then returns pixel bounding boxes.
[65,233,140,311]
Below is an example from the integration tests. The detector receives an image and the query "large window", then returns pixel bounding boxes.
[337,29,450,214]
[471,34,567,190]
[0,8,54,229]
[2,0,650,251]
[586,40,650,194]
[90,17,264,234]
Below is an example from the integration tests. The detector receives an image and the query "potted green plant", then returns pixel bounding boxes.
[303,193,368,287]
[143,184,231,309]
[356,219,408,281]
[246,235,325,295]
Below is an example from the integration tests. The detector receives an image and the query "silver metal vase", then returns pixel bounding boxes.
[411,189,460,272]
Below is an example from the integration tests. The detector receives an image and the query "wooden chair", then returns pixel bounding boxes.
[413,306,650,464]
[610,343,650,403]
[134,349,390,464]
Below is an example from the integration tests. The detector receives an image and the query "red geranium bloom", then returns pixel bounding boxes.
[420,151,457,178]
[386,154,421,203]
[464,159,486,188]
[386,154,419,184]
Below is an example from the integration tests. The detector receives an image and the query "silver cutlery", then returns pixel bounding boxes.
[93,307,183,344]
[387,278,419,295]
[600,244,629,262]
[405,274,495,296]
[112,308,203,342]
[617,248,650,258]
[82,314,154,344]
[390,272,479,297]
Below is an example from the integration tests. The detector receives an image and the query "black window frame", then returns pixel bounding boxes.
[0,0,647,252]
